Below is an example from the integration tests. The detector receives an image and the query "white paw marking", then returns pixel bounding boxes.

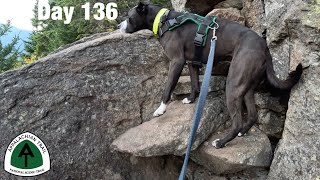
[182,98,191,104]
[238,132,243,137]
[212,139,220,148]
[153,102,167,117]
[119,20,128,33]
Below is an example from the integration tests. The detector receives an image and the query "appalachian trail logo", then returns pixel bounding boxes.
[4,132,50,176]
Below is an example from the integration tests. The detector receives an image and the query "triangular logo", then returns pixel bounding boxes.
[4,132,50,176]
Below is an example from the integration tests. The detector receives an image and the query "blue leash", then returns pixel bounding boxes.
[178,28,218,180]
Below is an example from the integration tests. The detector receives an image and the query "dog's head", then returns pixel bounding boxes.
[118,2,150,33]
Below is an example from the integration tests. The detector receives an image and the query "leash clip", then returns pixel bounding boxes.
[209,22,219,41]
[211,27,217,41]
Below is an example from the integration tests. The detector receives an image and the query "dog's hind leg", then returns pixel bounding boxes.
[238,89,257,137]
[212,83,245,148]
[153,59,185,117]
[212,48,254,148]
[182,63,200,104]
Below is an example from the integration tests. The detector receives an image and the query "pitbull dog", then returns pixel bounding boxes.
[119,3,302,148]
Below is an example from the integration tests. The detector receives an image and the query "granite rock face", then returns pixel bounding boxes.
[171,0,225,15]
[255,93,287,138]
[268,65,320,179]
[242,0,267,36]
[207,8,245,25]
[191,127,272,175]
[0,30,181,180]
[214,0,243,10]
[112,94,229,156]
[265,0,320,178]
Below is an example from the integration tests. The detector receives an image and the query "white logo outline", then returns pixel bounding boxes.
[4,132,50,176]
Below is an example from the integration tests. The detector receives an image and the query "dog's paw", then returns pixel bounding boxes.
[153,102,167,117]
[212,139,224,149]
[238,132,243,137]
[153,110,165,117]
[182,98,192,104]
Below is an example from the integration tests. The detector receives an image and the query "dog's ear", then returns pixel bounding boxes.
[136,2,148,15]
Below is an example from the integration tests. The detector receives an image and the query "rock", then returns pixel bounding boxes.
[174,75,226,96]
[225,168,269,180]
[257,109,285,138]
[187,160,269,180]
[267,39,291,80]
[266,0,320,178]
[265,0,319,79]
[129,155,183,180]
[242,0,266,36]
[112,94,229,156]
[171,0,188,12]
[214,0,243,10]
[207,8,245,25]
[0,30,180,179]
[268,64,320,179]
[193,168,227,180]
[255,93,287,138]
[191,127,272,174]
[171,0,225,15]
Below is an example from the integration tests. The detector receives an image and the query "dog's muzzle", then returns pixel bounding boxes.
[118,20,128,33]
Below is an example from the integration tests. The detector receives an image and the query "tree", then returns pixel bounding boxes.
[0,22,22,73]
[25,0,172,60]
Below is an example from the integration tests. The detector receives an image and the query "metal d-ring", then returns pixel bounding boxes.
[209,22,219,41]
[209,22,219,30]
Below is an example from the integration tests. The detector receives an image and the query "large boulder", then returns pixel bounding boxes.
[265,0,319,79]
[0,30,182,179]
[242,0,267,36]
[214,0,243,10]
[268,65,320,179]
[191,127,272,175]
[171,0,225,15]
[207,8,245,25]
[255,93,287,138]
[111,94,229,156]
[266,0,320,179]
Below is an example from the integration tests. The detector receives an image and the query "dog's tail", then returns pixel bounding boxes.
[266,49,303,90]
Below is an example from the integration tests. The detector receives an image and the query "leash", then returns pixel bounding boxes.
[178,27,218,180]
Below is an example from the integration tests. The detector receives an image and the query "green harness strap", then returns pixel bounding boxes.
[159,13,217,47]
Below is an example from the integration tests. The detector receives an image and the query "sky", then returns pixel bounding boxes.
[0,0,47,31]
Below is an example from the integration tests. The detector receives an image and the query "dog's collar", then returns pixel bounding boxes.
[153,8,169,35]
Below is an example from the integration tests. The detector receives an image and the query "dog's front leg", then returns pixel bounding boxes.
[183,63,200,104]
[153,59,185,117]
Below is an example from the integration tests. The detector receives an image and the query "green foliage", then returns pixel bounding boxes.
[25,0,172,60]
[151,0,172,7]
[25,0,107,59]
[0,22,22,73]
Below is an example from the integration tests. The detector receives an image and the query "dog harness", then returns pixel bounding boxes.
[153,9,217,67]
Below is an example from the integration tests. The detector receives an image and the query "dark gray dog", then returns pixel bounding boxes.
[119,3,302,148]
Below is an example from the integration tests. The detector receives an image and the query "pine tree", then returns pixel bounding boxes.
[0,22,22,73]
[25,0,172,60]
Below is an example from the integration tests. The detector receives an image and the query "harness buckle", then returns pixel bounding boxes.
[166,19,178,27]
[194,33,205,46]
[160,15,167,23]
